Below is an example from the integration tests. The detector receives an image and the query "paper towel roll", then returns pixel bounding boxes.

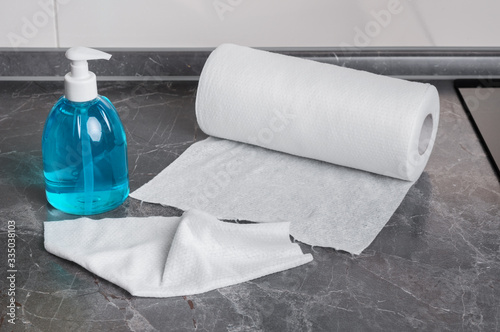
[196,44,439,181]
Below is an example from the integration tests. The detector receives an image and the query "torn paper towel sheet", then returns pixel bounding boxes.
[131,44,440,254]
[131,138,415,255]
[44,210,312,298]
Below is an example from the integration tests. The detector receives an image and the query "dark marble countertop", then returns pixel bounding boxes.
[0,80,499,332]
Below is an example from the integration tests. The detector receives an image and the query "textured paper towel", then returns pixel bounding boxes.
[195,44,439,181]
[44,210,312,298]
[131,44,440,254]
[131,137,417,254]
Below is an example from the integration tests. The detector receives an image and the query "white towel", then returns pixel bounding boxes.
[44,210,312,298]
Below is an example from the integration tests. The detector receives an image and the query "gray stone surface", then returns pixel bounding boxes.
[0,80,499,331]
[1,49,500,79]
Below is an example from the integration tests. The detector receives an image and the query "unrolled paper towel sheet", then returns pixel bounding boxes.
[131,44,440,254]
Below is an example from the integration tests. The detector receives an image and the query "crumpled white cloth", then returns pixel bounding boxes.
[44,209,312,298]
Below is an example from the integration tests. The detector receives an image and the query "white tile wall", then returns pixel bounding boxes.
[0,0,499,48]
[340,0,432,47]
[0,0,57,47]
[55,0,432,48]
[412,0,500,47]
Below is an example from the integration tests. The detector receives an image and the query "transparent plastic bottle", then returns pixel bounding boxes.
[42,47,129,215]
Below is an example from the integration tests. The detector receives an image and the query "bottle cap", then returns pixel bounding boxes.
[64,47,111,102]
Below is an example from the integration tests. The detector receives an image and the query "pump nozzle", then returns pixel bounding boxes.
[64,47,112,102]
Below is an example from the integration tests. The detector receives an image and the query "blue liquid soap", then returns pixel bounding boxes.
[42,47,129,215]
[43,96,129,215]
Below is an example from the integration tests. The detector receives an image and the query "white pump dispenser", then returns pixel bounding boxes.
[64,46,111,102]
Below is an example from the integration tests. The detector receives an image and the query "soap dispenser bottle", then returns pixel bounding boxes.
[42,46,129,215]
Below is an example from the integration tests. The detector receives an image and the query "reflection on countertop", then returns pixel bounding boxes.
[0,80,498,331]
